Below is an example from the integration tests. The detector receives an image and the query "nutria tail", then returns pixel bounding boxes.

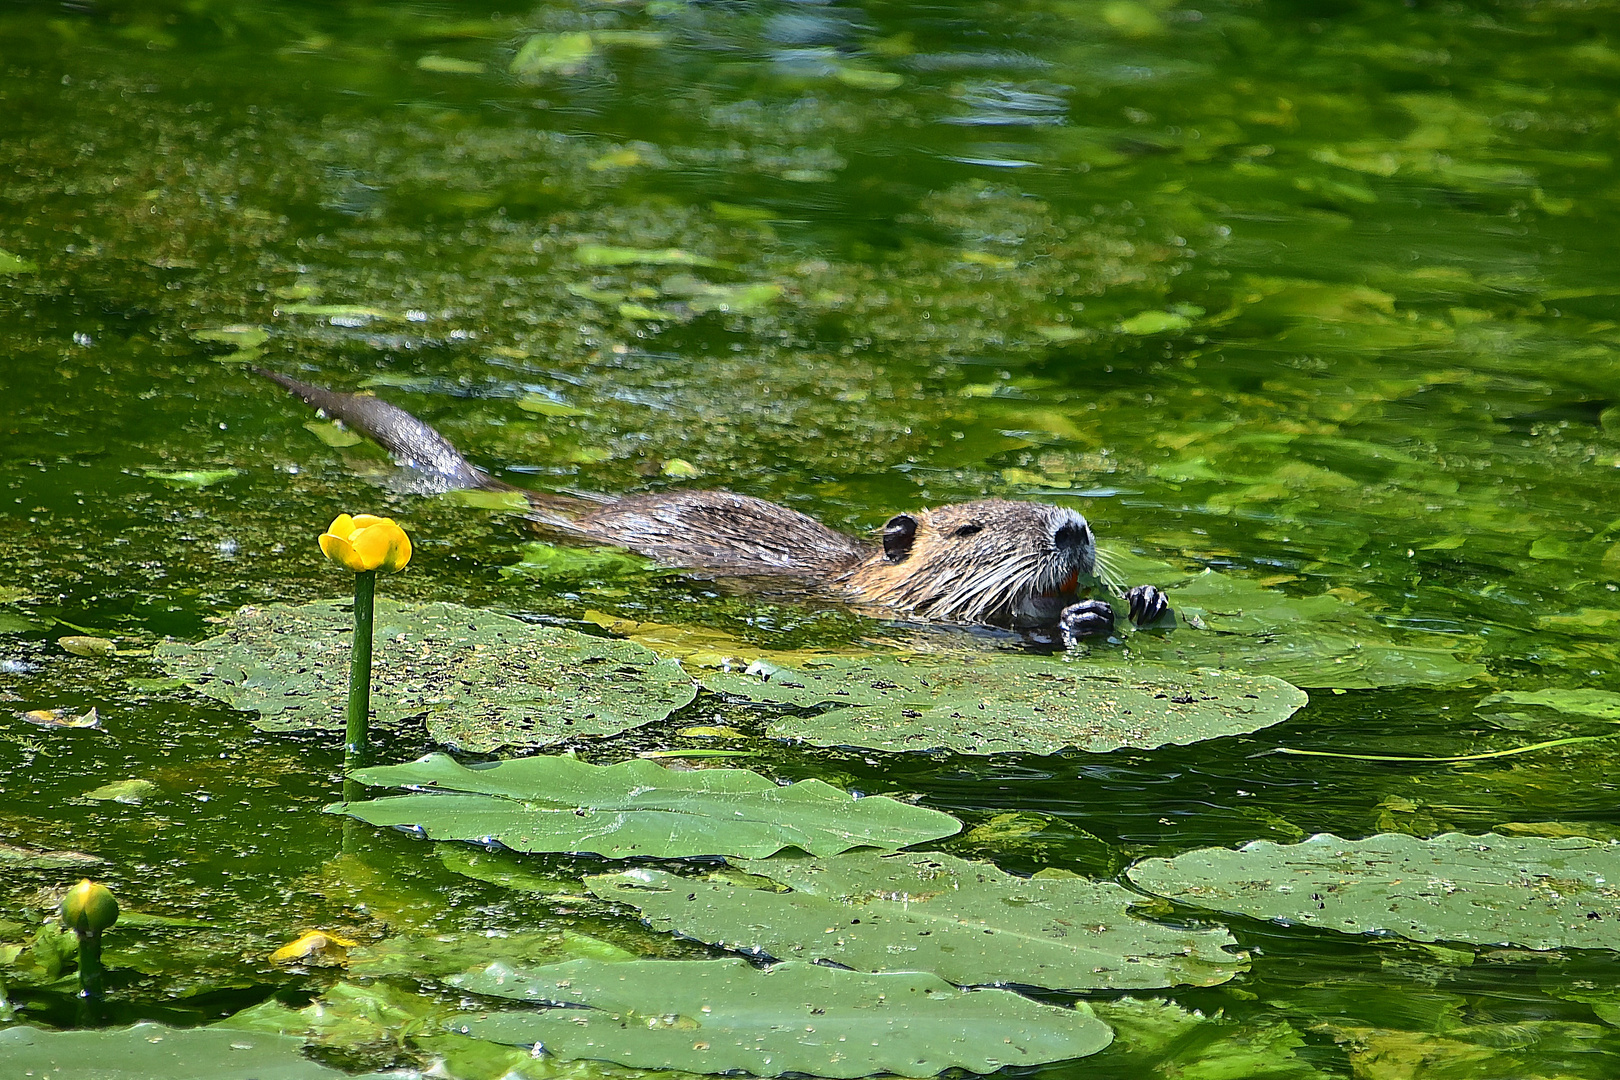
[253,368,496,494]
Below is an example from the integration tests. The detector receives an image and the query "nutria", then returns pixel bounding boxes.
[255,369,1170,637]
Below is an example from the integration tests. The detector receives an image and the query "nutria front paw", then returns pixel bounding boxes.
[1124,584,1172,627]
[1060,599,1115,639]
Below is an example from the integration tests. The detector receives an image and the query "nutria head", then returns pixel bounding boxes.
[843,499,1099,627]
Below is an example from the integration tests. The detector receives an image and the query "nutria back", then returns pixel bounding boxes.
[255,370,1116,628]
[579,491,867,575]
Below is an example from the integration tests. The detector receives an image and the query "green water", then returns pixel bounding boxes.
[4,0,1620,1074]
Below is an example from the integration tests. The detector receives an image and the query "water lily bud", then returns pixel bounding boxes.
[319,513,412,573]
[60,879,119,935]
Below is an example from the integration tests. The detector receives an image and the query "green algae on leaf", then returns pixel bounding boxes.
[450,957,1112,1077]
[588,849,1245,990]
[333,752,960,859]
[1128,832,1620,950]
[0,1022,382,1080]
[704,655,1307,755]
[152,600,696,751]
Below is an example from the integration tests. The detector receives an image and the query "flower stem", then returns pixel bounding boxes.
[345,570,377,766]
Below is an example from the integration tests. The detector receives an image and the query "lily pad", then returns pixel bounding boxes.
[1128,832,1620,950]
[1096,556,1486,690]
[333,752,960,859]
[587,849,1245,990]
[0,1022,385,1079]
[703,656,1307,755]
[152,600,697,751]
[450,957,1113,1077]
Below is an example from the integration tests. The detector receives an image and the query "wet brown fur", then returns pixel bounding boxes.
[257,370,1102,628]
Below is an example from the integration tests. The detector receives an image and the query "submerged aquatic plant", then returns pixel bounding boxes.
[318,514,412,765]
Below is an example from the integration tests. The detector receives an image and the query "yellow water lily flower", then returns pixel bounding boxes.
[60,879,119,935]
[318,513,412,573]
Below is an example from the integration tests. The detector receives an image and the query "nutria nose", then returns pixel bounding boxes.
[1053,521,1089,551]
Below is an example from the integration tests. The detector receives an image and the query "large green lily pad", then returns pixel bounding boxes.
[0,1022,390,1080]
[1128,832,1620,950]
[1096,554,1487,690]
[152,600,696,751]
[704,656,1307,755]
[587,849,1245,990]
[334,753,960,859]
[450,957,1112,1077]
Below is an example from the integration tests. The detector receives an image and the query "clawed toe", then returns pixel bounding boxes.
[1060,598,1115,639]
[1125,584,1171,627]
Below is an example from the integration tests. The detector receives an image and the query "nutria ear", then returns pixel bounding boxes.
[882,514,917,562]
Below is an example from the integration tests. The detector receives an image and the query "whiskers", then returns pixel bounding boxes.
[1092,545,1127,592]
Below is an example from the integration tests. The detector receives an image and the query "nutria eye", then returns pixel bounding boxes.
[1053,522,1087,550]
[953,523,984,538]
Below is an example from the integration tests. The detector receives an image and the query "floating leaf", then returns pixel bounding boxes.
[275,302,402,322]
[0,248,38,273]
[1090,999,1334,1080]
[143,468,240,488]
[0,611,43,632]
[58,635,116,657]
[437,847,583,897]
[588,848,1245,990]
[440,487,533,512]
[1095,556,1486,689]
[515,394,590,416]
[83,778,158,804]
[511,31,596,75]
[1119,310,1194,334]
[451,957,1112,1077]
[302,420,364,447]
[0,842,102,869]
[350,929,631,979]
[0,1022,379,1079]
[1318,1018,1620,1080]
[152,600,696,751]
[575,244,731,270]
[21,707,102,730]
[1479,688,1620,720]
[191,326,269,349]
[332,752,960,859]
[703,655,1306,755]
[417,54,486,74]
[1128,832,1620,950]
[500,542,655,582]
